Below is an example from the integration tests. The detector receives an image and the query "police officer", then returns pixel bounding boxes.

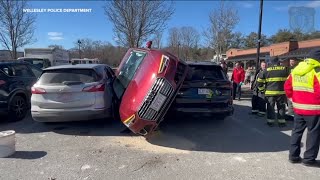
[285,49,320,167]
[251,61,267,116]
[257,56,290,127]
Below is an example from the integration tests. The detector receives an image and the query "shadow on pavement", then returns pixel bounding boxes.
[0,99,294,154]
[0,113,134,137]
[5,151,47,159]
[146,102,293,153]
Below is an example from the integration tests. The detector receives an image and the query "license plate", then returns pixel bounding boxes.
[198,88,212,95]
[57,93,73,102]
[150,93,167,112]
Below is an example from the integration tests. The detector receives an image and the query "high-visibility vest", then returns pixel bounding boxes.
[287,59,320,115]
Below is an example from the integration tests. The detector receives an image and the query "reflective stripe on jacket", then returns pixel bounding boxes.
[257,64,290,96]
[284,58,320,115]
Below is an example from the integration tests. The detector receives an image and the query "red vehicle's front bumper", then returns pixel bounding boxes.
[123,78,180,135]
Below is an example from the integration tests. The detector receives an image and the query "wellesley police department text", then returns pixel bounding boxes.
[23,9,92,13]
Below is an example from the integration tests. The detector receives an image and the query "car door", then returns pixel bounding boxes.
[103,66,114,108]
[9,64,37,99]
[0,67,10,103]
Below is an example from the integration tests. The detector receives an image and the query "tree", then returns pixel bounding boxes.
[271,29,320,44]
[0,0,36,59]
[104,0,174,48]
[243,32,270,49]
[308,31,320,39]
[204,1,239,60]
[71,38,127,66]
[167,27,181,56]
[152,30,163,49]
[179,26,200,60]
[229,32,245,49]
[270,29,294,43]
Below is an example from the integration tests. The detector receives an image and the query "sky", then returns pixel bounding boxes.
[4,0,320,50]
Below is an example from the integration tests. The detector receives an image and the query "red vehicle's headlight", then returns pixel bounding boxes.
[123,114,135,127]
[158,55,169,74]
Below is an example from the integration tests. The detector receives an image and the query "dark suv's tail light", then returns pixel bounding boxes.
[31,87,46,94]
[0,80,6,85]
[82,83,105,92]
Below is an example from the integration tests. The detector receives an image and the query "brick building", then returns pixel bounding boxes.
[226,38,320,69]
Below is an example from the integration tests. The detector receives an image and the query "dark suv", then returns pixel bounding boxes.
[171,61,234,119]
[0,61,42,121]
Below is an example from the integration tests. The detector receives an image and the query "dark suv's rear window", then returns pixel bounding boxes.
[187,65,226,81]
[38,69,100,85]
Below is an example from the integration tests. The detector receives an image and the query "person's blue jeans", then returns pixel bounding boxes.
[232,82,242,100]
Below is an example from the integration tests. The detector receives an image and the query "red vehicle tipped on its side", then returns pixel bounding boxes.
[113,41,188,136]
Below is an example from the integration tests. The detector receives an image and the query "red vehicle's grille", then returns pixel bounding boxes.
[138,78,174,121]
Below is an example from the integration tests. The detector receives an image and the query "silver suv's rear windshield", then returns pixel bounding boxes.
[38,69,100,85]
[187,65,226,81]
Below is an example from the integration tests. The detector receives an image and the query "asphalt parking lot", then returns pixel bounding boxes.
[0,98,320,180]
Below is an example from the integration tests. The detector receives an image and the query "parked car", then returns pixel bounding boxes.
[17,57,51,69]
[113,42,188,136]
[31,64,116,122]
[0,61,42,121]
[170,61,234,119]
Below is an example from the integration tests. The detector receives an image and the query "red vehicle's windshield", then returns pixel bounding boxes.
[113,50,147,99]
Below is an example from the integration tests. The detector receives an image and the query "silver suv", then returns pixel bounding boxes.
[31,64,116,122]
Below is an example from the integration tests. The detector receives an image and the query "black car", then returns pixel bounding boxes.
[0,61,42,121]
[171,61,234,119]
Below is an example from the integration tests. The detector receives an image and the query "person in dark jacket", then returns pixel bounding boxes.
[251,61,267,116]
[220,60,228,76]
[257,56,290,127]
[286,57,299,121]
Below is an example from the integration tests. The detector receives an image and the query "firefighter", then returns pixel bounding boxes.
[285,49,320,167]
[251,61,267,116]
[257,56,290,127]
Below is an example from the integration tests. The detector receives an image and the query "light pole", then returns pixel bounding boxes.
[77,40,82,59]
[255,0,264,75]
[177,43,181,60]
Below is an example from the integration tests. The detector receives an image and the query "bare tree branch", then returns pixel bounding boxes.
[152,30,163,49]
[167,26,200,60]
[104,0,174,48]
[167,27,181,55]
[204,1,239,61]
[180,26,200,60]
[0,0,36,59]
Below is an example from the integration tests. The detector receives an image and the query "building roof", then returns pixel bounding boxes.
[278,46,320,59]
[227,52,270,62]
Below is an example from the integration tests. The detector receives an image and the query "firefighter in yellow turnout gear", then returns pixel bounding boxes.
[257,57,290,127]
[251,61,267,116]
